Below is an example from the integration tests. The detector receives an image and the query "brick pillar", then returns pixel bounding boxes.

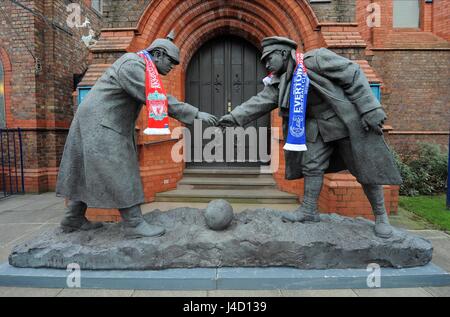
[422,0,433,32]
[319,173,396,220]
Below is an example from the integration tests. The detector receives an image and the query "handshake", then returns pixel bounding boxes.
[196,112,238,128]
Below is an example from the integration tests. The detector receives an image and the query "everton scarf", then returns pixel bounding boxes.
[137,50,171,135]
[283,52,309,152]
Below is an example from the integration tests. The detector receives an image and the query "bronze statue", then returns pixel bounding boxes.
[218,37,402,238]
[56,33,217,239]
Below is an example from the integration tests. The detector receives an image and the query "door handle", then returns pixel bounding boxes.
[227,101,232,113]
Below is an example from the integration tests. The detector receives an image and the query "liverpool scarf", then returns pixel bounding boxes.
[137,50,170,135]
[283,52,309,152]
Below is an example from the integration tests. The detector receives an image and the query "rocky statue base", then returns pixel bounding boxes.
[9,208,432,270]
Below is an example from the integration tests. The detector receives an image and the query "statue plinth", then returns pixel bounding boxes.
[9,208,432,270]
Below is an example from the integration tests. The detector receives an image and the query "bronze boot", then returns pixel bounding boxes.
[119,205,165,239]
[60,200,103,232]
[363,184,393,239]
[282,176,322,223]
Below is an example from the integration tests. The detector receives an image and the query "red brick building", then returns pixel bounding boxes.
[1,0,449,220]
[0,0,103,193]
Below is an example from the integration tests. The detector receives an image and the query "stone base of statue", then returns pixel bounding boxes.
[9,208,432,270]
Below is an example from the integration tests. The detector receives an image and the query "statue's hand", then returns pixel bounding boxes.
[217,114,238,128]
[196,111,218,126]
[361,108,386,135]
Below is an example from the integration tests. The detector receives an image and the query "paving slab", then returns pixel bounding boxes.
[57,288,133,297]
[427,252,450,272]
[2,224,58,251]
[423,286,450,297]
[0,247,12,262]
[0,224,42,247]
[46,202,66,211]
[132,290,208,297]
[207,290,282,297]
[425,239,450,272]
[409,230,450,240]
[0,196,40,212]
[280,289,357,297]
[17,200,64,212]
[4,194,63,212]
[0,209,62,224]
[389,209,436,230]
[353,287,432,297]
[0,286,62,297]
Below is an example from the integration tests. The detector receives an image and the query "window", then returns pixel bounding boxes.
[0,59,5,128]
[91,0,102,14]
[393,0,420,28]
[77,86,92,106]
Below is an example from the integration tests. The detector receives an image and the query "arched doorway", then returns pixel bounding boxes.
[185,35,270,168]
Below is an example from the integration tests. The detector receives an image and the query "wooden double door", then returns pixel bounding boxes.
[185,36,271,168]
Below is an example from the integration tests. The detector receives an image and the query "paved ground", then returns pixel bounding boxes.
[0,193,449,297]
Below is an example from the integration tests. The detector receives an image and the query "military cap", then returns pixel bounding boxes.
[260,36,298,61]
[146,30,180,65]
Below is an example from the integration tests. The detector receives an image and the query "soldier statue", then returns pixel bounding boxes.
[218,37,402,238]
[56,33,217,239]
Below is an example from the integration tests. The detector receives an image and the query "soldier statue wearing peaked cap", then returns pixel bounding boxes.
[218,36,402,238]
[56,32,218,239]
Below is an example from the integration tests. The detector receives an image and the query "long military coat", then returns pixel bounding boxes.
[56,53,199,208]
[231,48,402,185]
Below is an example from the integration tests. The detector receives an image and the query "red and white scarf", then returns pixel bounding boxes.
[137,50,171,135]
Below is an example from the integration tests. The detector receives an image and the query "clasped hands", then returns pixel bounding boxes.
[198,108,386,135]
[196,112,238,128]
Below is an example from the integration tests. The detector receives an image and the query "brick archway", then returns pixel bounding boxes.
[0,46,12,127]
[133,0,322,70]
[127,0,324,205]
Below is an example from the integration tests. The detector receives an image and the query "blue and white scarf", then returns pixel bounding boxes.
[283,52,309,152]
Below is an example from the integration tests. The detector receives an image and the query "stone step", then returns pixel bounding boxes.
[178,177,277,189]
[155,188,299,204]
[183,168,271,178]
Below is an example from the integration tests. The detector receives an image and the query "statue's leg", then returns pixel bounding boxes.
[282,175,323,222]
[282,135,333,223]
[362,184,393,239]
[119,204,165,239]
[60,200,103,232]
[336,138,393,238]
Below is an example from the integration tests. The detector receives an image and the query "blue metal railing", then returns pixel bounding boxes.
[0,128,25,199]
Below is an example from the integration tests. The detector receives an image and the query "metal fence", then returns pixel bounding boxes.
[0,128,25,199]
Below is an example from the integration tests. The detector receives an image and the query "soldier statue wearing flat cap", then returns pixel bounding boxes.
[218,36,402,238]
[56,32,217,239]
